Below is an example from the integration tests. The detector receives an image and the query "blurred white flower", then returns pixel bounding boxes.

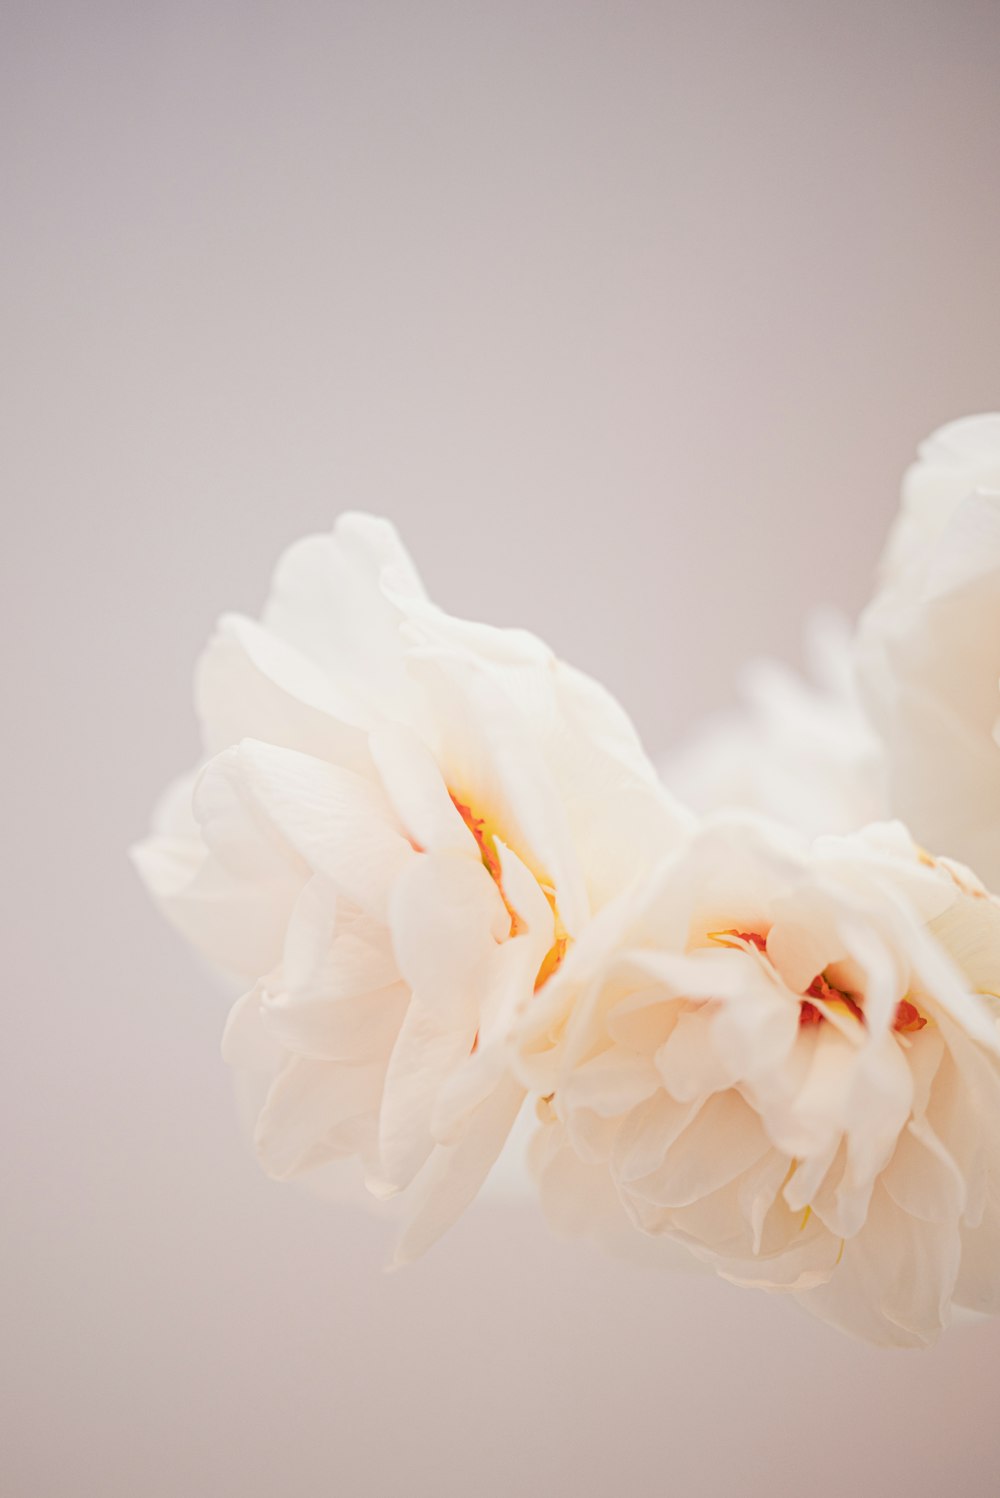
[663,611,884,839]
[858,416,1000,888]
[879,414,1000,585]
[133,514,689,1260]
[517,815,1000,1347]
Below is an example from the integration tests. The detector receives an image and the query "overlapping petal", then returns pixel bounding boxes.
[133,511,686,1255]
[515,815,1000,1346]
[132,462,1000,1347]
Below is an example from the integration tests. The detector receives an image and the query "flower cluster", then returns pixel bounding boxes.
[135,415,1000,1346]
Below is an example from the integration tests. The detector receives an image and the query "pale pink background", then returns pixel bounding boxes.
[4,4,1000,1495]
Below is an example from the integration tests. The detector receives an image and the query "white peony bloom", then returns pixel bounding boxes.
[664,610,884,840]
[857,416,1000,889]
[133,514,689,1260]
[517,814,1000,1347]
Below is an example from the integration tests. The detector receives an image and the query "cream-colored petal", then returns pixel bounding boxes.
[133,752,307,978]
[612,1091,702,1185]
[378,997,476,1190]
[388,849,508,1032]
[628,1090,770,1210]
[796,1185,961,1347]
[254,1054,384,1180]
[281,878,399,1006]
[369,722,477,856]
[263,983,409,1065]
[404,651,592,936]
[261,514,425,722]
[882,1116,965,1225]
[391,1076,526,1265]
[564,1048,660,1118]
[221,985,287,1072]
[196,613,372,757]
[230,740,414,920]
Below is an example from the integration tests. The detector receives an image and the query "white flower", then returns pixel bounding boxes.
[133,514,689,1259]
[857,416,1000,888]
[663,610,884,839]
[517,815,1000,1347]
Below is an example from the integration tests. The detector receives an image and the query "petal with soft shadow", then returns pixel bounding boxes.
[255,1055,384,1180]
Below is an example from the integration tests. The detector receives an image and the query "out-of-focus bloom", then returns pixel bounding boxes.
[517,815,1000,1347]
[133,515,689,1260]
[858,416,1000,889]
[663,611,884,839]
[879,415,1000,585]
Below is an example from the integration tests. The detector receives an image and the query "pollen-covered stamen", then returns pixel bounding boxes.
[450,793,568,992]
[450,795,505,887]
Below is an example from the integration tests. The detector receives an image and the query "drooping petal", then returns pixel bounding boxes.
[388,849,509,1031]
[391,1076,526,1266]
[378,997,478,1190]
[255,1054,384,1180]
[796,1185,962,1348]
[221,984,287,1072]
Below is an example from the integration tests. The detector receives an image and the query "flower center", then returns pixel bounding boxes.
[450,794,568,990]
[799,971,864,1028]
[714,930,927,1034]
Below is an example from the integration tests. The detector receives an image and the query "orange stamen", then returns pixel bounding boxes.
[450,796,504,886]
[707,928,928,1037]
[450,792,567,993]
[732,930,767,952]
[893,998,927,1034]
[802,972,865,1028]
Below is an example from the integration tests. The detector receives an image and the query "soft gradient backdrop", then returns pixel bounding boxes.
[4,3,1000,1495]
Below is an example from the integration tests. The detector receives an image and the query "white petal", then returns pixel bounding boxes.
[255,1055,383,1179]
[391,1077,525,1265]
[134,751,307,978]
[222,985,286,1072]
[656,1007,741,1102]
[369,722,477,856]
[612,1091,702,1184]
[882,1116,965,1225]
[281,878,399,1005]
[230,740,414,919]
[261,514,425,722]
[565,1048,660,1117]
[404,651,592,935]
[954,1207,1000,1314]
[629,1090,770,1210]
[388,849,509,1031]
[796,1184,961,1347]
[196,613,373,759]
[263,983,409,1064]
[378,997,476,1189]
